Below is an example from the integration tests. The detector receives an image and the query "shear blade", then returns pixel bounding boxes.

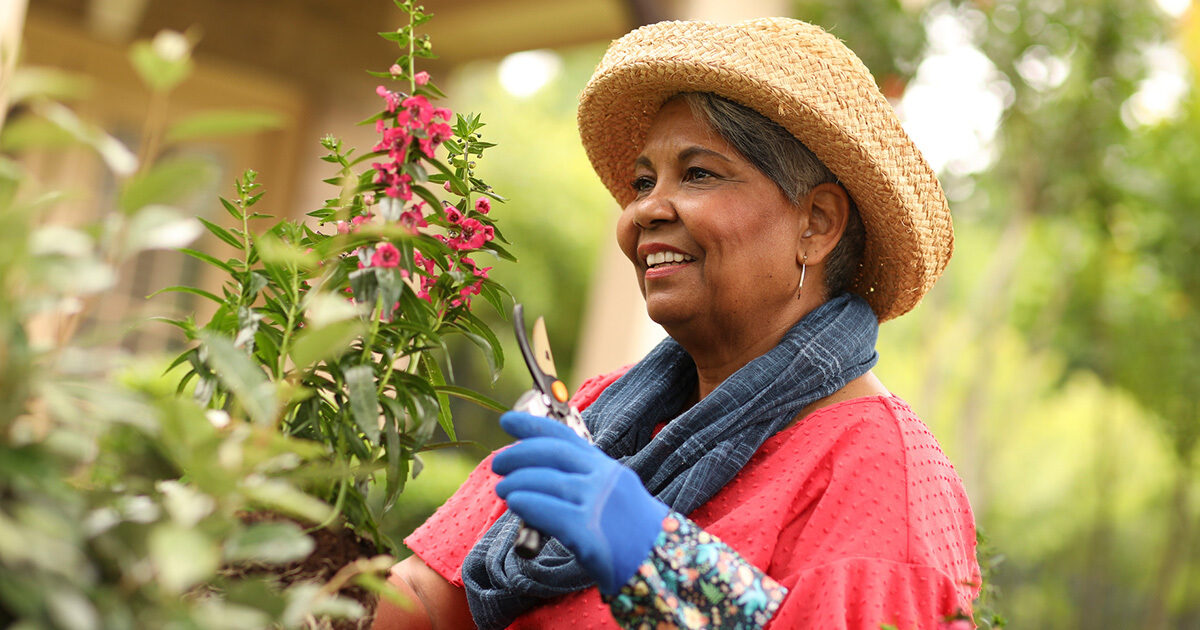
[531,317,558,378]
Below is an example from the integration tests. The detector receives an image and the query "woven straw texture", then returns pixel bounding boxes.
[577,18,953,322]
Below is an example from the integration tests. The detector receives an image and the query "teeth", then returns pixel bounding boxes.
[645,251,694,267]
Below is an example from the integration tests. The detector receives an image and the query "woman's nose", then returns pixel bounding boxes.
[630,188,677,229]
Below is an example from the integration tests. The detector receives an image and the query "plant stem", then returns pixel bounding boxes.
[407,2,416,95]
[276,268,300,379]
[136,89,169,175]
[376,347,399,397]
[360,296,383,364]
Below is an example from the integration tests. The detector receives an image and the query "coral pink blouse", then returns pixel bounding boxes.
[404,369,980,629]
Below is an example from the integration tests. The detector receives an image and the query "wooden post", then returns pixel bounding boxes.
[0,0,29,130]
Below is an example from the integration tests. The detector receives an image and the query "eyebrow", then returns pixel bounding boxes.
[634,145,734,169]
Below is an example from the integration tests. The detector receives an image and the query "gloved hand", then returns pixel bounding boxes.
[493,411,669,595]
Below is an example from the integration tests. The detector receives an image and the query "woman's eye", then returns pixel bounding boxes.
[631,176,655,194]
[685,167,715,182]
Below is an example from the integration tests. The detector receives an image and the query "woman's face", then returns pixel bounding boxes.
[616,99,807,341]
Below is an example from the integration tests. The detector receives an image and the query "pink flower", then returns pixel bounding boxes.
[475,197,491,214]
[363,192,376,206]
[460,280,483,297]
[433,107,453,121]
[371,242,401,268]
[414,71,430,85]
[351,213,373,229]
[444,207,463,224]
[444,181,454,193]
[399,210,427,234]
[417,121,453,158]
[402,95,433,125]
[384,173,413,200]
[413,251,436,274]
[336,221,350,235]
[461,257,491,279]
[376,85,401,113]
[390,64,403,76]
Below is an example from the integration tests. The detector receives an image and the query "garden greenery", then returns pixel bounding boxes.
[163,0,512,554]
[0,1,508,627]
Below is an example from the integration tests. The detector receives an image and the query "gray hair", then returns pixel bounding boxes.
[674,92,866,297]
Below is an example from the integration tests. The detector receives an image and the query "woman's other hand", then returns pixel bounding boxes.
[493,411,669,595]
[372,555,474,630]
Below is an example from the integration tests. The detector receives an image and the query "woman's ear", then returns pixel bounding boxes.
[797,182,850,266]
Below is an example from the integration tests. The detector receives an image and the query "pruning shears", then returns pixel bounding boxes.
[510,303,593,558]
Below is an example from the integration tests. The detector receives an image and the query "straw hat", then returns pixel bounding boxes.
[577,17,953,322]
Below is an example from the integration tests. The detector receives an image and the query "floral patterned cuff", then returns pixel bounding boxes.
[602,511,787,629]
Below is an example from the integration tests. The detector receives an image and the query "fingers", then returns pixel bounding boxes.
[495,468,587,505]
[493,437,594,476]
[500,411,584,442]
[504,491,579,541]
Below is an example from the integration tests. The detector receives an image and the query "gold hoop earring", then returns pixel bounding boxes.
[797,254,808,299]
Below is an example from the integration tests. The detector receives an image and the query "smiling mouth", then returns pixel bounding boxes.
[645,251,696,269]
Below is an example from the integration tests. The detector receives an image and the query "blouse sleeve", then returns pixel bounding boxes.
[603,512,787,629]
[756,399,980,629]
[402,452,506,586]
[766,558,968,629]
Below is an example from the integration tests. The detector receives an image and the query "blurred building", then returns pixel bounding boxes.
[6,0,786,371]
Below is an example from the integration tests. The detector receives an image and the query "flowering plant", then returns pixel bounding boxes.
[163,0,513,554]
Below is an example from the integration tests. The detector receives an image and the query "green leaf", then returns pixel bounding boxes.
[433,385,507,412]
[289,319,364,371]
[149,524,219,593]
[147,285,224,305]
[128,32,194,92]
[197,217,245,250]
[122,204,203,254]
[46,590,99,630]
[0,116,80,152]
[119,156,217,214]
[158,480,214,527]
[412,184,442,210]
[239,477,333,525]
[224,521,315,564]
[257,232,320,270]
[377,30,411,45]
[455,310,505,382]
[178,247,236,274]
[483,241,518,262]
[420,356,455,441]
[345,365,381,444]
[220,196,243,220]
[166,109,285,142]
[35,102,137,176]
[380,404,405,510]
[282,583,365,629]
[355,572,414,610]
[7,66,93,105]
[199,331,279,425]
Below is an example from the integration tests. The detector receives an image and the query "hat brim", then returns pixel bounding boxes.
[577,19,953,322]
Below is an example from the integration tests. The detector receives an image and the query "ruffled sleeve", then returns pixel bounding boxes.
[768,558,968,629]
[604,512,787,629]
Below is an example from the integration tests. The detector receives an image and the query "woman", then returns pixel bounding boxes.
[375,17,978,630]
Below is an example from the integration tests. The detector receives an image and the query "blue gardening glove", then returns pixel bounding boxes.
[493,411,670,595]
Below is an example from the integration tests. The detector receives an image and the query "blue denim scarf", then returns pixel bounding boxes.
[462,293,879,628]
